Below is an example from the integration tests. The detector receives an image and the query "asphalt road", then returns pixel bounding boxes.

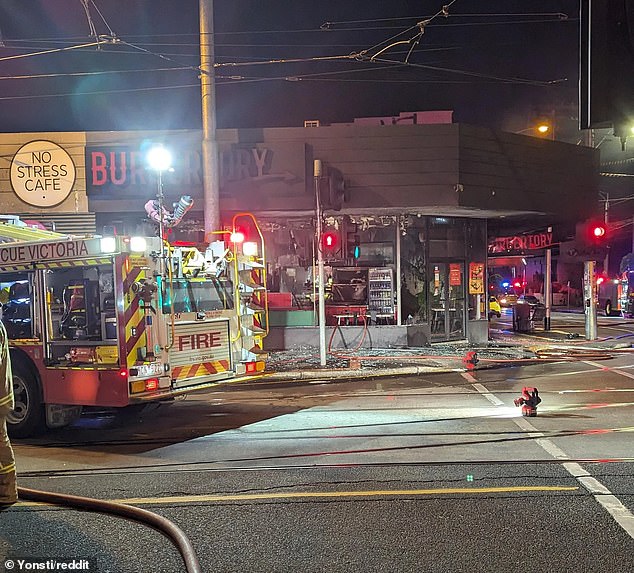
[3,352,634,572]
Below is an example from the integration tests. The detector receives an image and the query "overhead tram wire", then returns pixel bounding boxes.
[17,455,634,480]
[321,12,570,29]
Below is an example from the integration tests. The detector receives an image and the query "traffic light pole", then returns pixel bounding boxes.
[584,260,598,340]
[544,226,552,330]
[314,160,327,367]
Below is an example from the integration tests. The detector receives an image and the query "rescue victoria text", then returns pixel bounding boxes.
[0,239,91,264]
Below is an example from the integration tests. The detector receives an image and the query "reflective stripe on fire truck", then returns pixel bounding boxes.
[0,258,112,272]
[122,262,147,367]
[42,258,112,268]
[171,360,230,381]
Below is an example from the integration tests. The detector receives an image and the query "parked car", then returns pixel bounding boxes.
[517,294,540,306]
[498,293,518,307]
[488,296,501,320]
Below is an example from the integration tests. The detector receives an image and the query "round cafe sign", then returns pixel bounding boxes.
[10,140,76,207]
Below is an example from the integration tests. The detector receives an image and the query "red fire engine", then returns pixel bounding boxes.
[1,214,268,437]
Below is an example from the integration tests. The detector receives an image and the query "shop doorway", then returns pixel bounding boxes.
[429,262,466,341]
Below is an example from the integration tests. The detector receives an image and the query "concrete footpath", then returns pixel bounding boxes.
[258,325,634,382]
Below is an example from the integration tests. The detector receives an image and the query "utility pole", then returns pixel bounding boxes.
[314,160,327,367]
[199,0,220,235]
[584,260,598,340]
[544,226,552,330]
[604,192,609,275]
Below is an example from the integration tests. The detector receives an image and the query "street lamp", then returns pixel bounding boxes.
[516,123,553,138]
[146,145,172,241]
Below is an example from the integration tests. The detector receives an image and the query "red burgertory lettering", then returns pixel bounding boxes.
[91,151,148,187]
[178,332,222,352]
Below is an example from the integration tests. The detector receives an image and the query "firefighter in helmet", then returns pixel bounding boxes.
[0,319,17,507]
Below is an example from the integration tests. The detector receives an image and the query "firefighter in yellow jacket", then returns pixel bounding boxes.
[0,320,16,506]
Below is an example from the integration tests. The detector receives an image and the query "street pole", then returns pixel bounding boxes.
[584,260,598,340]
[199,0,220,236]
[395,216,402,325]
[544,226,552,330]
[604,193,609,275]
[314,160,327,367]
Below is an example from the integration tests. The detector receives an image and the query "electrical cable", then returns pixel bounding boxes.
[16,486,202,573]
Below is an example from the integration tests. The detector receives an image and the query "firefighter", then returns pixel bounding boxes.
[0,319,17,507]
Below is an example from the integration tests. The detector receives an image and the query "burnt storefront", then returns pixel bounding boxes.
[0,118,599,347]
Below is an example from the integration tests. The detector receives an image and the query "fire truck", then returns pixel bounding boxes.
[0,213,268,437]
[596,274,628,316]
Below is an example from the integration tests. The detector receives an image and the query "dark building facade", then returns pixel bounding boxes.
[0,120,599,347]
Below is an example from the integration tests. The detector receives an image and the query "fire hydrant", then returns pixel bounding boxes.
[514,387,541,417]
[462,351,479,370]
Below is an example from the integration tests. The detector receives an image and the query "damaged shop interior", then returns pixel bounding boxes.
[258,213,488,350]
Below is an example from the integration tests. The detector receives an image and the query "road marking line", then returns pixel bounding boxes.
[10,486,579,508]
[475,382,634,540]
[113,486,578,505]
[584,360,634,380]
[462,373,505,406]
[470,382,505,406]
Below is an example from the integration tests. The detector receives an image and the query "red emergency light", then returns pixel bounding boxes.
[596,275,606,285]
[592,225,606,238]
[145,378,159,391]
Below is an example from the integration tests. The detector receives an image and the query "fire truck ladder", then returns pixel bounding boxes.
[231,213,269,363]
[0,220,69,244]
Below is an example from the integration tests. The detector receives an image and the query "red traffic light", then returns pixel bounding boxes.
[322,231,338,250]
[592,225,606,238]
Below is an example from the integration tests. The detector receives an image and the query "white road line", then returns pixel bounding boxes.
[462,372,505,406]
[473,381,634,540]
[460,372,477,383]
[584,360,634,380]
[470,383,505,406]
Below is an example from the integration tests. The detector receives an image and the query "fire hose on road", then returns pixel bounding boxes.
[16,487,202,573]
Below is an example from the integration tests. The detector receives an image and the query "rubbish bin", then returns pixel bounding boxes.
[512,303,532,332]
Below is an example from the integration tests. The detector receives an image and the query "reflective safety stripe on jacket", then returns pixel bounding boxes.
[0,461,15,475]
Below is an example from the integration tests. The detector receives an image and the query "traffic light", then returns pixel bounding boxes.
[344,219,360,259]
[328,168,347,211]
[347,232,360,259]
[577,220,608,245]
[591,224,606,240]
[322,229,339,254]
[573,219,608,259]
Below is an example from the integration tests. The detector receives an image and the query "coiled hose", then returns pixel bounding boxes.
[17,486,202,573]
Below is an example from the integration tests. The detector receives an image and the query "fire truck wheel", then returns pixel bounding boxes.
[605,300,612,316]
[7,364,46,438]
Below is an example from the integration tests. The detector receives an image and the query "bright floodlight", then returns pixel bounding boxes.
[129,236,147,253]
[100,236,117,253]
[243,241,258,257]
[147,146,172,172]
[537,124,550,134]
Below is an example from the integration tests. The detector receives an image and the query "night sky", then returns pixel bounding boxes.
[0,1,580,133]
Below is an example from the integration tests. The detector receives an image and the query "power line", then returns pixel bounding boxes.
[0,66,192,81]
[320,12,570,29]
